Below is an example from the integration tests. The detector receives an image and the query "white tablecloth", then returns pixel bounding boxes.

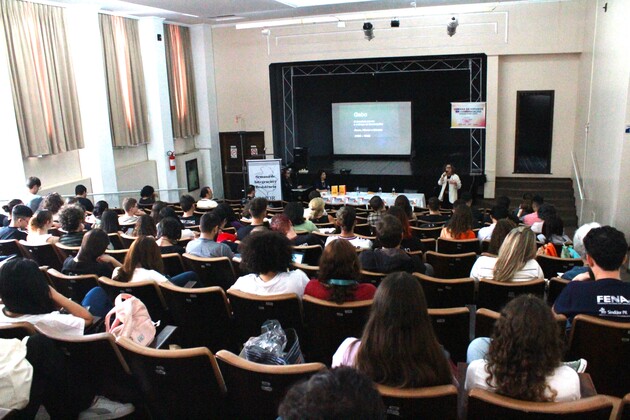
[320,192,426,208]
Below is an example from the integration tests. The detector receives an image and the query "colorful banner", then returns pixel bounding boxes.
[247,159,282,201]
[451,102,486,129]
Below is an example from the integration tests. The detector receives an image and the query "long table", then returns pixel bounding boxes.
[320,191,426,208]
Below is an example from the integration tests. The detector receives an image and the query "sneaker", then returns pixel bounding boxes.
[563,358,587,373]
[78,396,135,420]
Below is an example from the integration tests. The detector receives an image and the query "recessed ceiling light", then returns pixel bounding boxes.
[275,0,377,7]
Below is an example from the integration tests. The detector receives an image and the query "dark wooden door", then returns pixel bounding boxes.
[514,91,554,174]
[219,132,265,199]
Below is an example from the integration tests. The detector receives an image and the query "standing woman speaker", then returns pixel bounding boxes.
[437,163,461,209]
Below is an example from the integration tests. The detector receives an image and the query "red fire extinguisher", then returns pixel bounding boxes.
[167,151,176,170]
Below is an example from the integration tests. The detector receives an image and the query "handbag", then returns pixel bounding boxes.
[105,293,156,346]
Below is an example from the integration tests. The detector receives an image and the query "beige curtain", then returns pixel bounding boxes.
[164,24,198,139]
[0,0,84,157]
[100,14,149,147]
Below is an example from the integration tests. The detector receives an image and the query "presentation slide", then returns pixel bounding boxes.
[332,102,412,156]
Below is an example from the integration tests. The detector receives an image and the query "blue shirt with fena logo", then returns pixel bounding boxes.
[554,278,630,323]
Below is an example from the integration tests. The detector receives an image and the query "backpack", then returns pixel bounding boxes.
[541,243,558,257]
[561,244,580,259]
[105,293,156,346]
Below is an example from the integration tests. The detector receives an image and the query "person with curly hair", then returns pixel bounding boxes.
[229,230,309,297]
[465,295,580,402]
[58,205,85,246]
[333,272,453,388]
[139,185,156,206]
[304,239,376,303]
[440,203,475,240]
[42,192,64,223]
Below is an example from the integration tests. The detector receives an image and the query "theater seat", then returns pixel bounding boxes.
[377,383,458,420]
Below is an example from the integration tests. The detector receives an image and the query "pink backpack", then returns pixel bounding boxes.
[105,293,156,346]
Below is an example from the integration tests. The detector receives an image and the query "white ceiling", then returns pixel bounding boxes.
[50,0,534,25]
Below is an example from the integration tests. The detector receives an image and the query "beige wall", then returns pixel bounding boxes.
[22,150,83,190]
[496,54,580,178]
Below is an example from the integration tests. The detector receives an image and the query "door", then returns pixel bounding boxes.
[219,132,265,199]
[514,91,554,174]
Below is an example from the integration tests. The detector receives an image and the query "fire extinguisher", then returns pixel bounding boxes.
[167,151,176,170]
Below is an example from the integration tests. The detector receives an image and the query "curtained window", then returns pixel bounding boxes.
[164,24,198,139]
[0,0,84,157]
[100,14,149,147]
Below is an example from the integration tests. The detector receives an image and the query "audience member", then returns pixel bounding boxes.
[333,272,452,388]
[74,184,94,212]
[179,194,200,227]
[131,214,157,237]
[278,367,385,420]
[523,194,544,227]
[62,229,121,278]
[359,215,428,275]
[515,192,534,221]
[537,204,569,244]
[1,199,23,227]
[100,209,121,234]
[470,226,543,282]
[139,185,156,206]
[242,184,256,206]
[197,186,218,210]
[237,197,268,240]
[486,219,517,255]
[150,201,168,225]
[561,222,601,281]
[553,226,630,323]
[313,169,329,192]
[113,236,196,287]
[285,201,317,232]
[393,195,416,222]
[25,176,43,212]
[214,203,243,231]
[229,231,309,297]
[281,167,297,201]
[367,195,386,228]
[118,197,143,225]
[307,190,321,200]
[58,205,86,246]
[477,206,509,241]
[387,206,423,252]
[304,239,376,302]
[440,204,475,240]
[156,217,186,255]
[461,192,485,228]
[305,197,328,224]
[26,210,58,244]
[419,197,449,226]
[270,214,313,246]
[466,295,580,402]
[41,192,64,223]
[185,212,234,259]
[0,205,33,241]
[85,200,108,228]
[325,206,372,250]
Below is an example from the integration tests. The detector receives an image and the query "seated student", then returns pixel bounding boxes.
[367,196,386,228]
[156,217,186,255]
[74,184,94,212]
[179,194,200,227]
[325,206,372,250]
[270,214,316,246]
[440,204,476,240]
[470,226,543,282]
[486,219,517,255]
[237,197,269,240]
[25,210,58,244]
[278,367,385,420]
[553,226,630,323]
[0,205,32,241]
[387,206,424,252]
[466,295,580,402]
[185,212,234,259]
[214,203,244,231]
[62,228,121,278]
[41,193,64,224]
[131,214,157,237]
[514,192,534,222]
[149,201,168,225]
[160,207,195,240]
[197,186,218,210]
[1,199,24,227]
[138,185,156,206]
[113,236,197,287]
[284,201,318,233]
[477,206,509,241]
[85,200,108,228]
[393,195,417,222]
[241,184,256,208]
[100,209,122,234]
[561,222,601,281]
[333,272,453,388]
[229,231,309,297]
[523,194,544,228]
[460,192,486,228]
[118,197,144,226]
[304,239,376,302]
[305,197,328,224]
[0,258,92,336]
[419,197,450,226]
[536,204,570,245]
[359,215,428,275]
[58,205,86,246]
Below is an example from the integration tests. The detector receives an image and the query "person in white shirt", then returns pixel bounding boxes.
[25,210,58,245]
[229,230,309,297]
[118,197,145,226]
[465,295,580,402]
[477,206,508,241]
[197,186,218,210]
[470,226,543,282]
[324,206,372,250]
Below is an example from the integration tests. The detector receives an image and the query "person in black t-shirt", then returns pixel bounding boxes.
[178,194,200,227]
[74,184,94,212]
[62,228,121,278]
[0,205,32,241]
[156,217,186,255]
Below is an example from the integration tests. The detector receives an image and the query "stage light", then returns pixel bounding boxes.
[390,19,399,28]
[363,22,374,41]
[447,16,458,37]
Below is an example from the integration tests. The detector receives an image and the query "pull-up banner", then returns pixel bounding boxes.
[451,102,486,129]
[247,158,282,201]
